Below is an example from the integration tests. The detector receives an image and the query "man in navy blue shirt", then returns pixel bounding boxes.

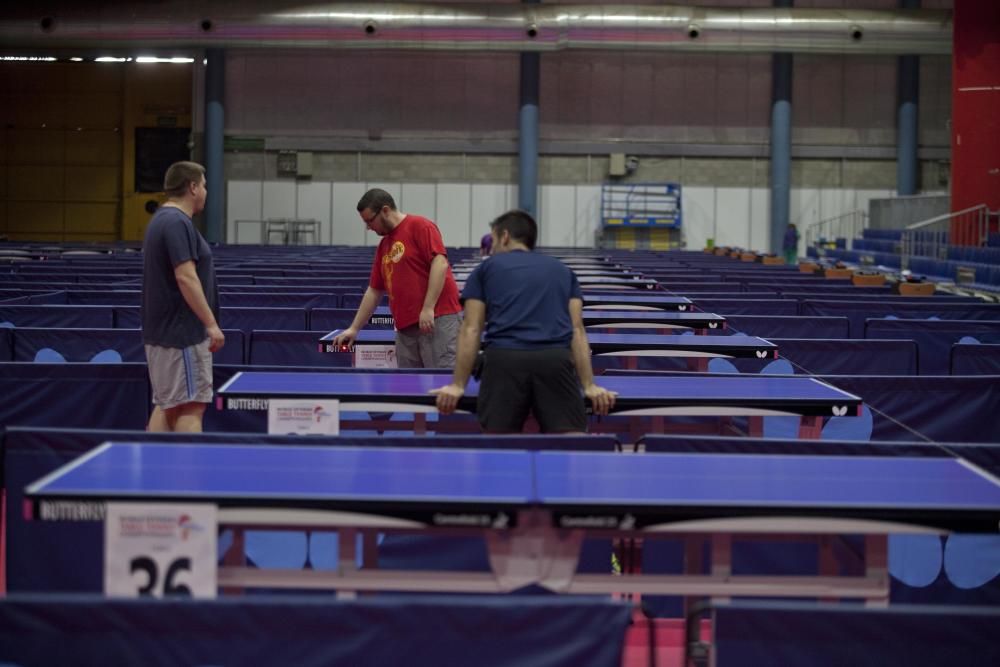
[432,210,615,432]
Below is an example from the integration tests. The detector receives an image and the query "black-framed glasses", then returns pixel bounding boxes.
[360,209,382,226]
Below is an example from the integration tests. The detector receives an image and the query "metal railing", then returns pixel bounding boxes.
[900,204,989,271]
[803,210,868,251]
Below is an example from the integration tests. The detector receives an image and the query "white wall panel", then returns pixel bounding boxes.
[261,182,296,219]
[400,184,436,225]
[538,185,577,248]
[331,182,368,246]
[749,188,770,252]
[714,188,752,249]
[226,180,262,244]
[296,181,331,245]
[470,184,510,243]
[574,185,602,248]
[435,184,473,247]
[790,188,821,230]
[682,187,716,251]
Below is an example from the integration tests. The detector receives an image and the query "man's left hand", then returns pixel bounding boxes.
[419,307,436,333]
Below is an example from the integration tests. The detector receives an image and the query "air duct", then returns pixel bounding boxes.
[0,3,952,55]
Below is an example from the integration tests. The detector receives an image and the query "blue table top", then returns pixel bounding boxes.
[27,445,1000,532]
[28,443,534,525]
[218,371,861,416]
[536,452,1000,521]
[319,329,776,358]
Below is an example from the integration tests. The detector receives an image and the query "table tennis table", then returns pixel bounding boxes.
[582,293,694,311]
[453,268,642,280]
[26,442,1000,599]
[581,310,726,331]
[216,371,862,438]
[457,277,659,292]
[317,329,778,371]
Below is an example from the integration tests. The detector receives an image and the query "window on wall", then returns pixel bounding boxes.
[135,127,190,193]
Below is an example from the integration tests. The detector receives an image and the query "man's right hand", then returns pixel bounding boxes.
[331,327,358,347]
[207,325,225,353]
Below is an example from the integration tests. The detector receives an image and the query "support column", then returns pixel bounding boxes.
[951,0,1000,245]
[518,1,540,219]
[204,48,225,243]
[769,0,793,254]
[897,1,920,196]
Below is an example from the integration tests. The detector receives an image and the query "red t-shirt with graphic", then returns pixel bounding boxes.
[369,214,461,330]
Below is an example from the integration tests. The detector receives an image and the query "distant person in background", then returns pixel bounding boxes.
[141,161,224,432]
[432,210,616,432]
[332,188,462,368]
[480,232,493,257]
[783,223,800,264]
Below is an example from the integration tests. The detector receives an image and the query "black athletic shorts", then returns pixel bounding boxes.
[476,346,587,433]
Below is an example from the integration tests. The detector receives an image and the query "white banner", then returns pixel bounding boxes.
[354,344,398,368]
[104,502,217,598]
[268,399,340,435]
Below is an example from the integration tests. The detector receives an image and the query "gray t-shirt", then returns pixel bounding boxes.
[141,206,219,348]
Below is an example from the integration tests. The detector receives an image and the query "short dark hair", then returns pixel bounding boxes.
[490,210,537,250]
[163,161,205,198]
[357,188,397,214]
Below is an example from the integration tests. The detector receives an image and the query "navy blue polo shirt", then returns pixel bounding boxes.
[461,250,582,349]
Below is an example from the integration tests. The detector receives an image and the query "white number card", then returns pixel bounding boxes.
[267,398,340,435]
[354,344,398,368]
[104,503,217,598]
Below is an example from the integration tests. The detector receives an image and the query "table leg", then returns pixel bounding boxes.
[221,528,246,595]
[864,534,890,607]
[798,415,823,439]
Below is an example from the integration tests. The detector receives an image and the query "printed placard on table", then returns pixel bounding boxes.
[104,502,217,598]
[267,398,340,435]
[354,344,398,368]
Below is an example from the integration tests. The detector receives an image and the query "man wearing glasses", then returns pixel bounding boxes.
[332,188,461,368]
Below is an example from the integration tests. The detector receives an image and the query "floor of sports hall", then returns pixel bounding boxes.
[1,239,999,666]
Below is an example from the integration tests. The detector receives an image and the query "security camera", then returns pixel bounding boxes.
[364,20,377,35]
[687,24,700,39]
[849,24,863,41]
[625,156,639,172]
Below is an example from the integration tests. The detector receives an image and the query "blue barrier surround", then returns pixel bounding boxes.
[0,304,114,328]
[951,343,1000,375]
[0,595,631,667]
[801,300,1000,338]
[712,315,850,339]
[704,601,1000,667]
[0,327,11,360]
[7,327,245,365]
[865,318,1000,375]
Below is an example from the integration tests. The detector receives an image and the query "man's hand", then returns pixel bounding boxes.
[419,307,436,334]
[207,325,225,353]
[584,383,617,416]
[331,327,358,347]
[430,383,465,414]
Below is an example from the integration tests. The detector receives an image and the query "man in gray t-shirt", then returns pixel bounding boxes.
[141,161,224,432]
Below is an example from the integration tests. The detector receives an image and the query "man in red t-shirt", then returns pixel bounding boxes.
[332,188,462,368]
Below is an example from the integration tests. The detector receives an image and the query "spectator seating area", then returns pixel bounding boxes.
[816,227,1000,292]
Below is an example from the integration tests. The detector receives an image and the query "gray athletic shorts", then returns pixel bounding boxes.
[395,312,460,369]
[145,338,213,409]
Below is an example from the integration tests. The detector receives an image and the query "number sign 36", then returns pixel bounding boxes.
[104,503,217,598]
